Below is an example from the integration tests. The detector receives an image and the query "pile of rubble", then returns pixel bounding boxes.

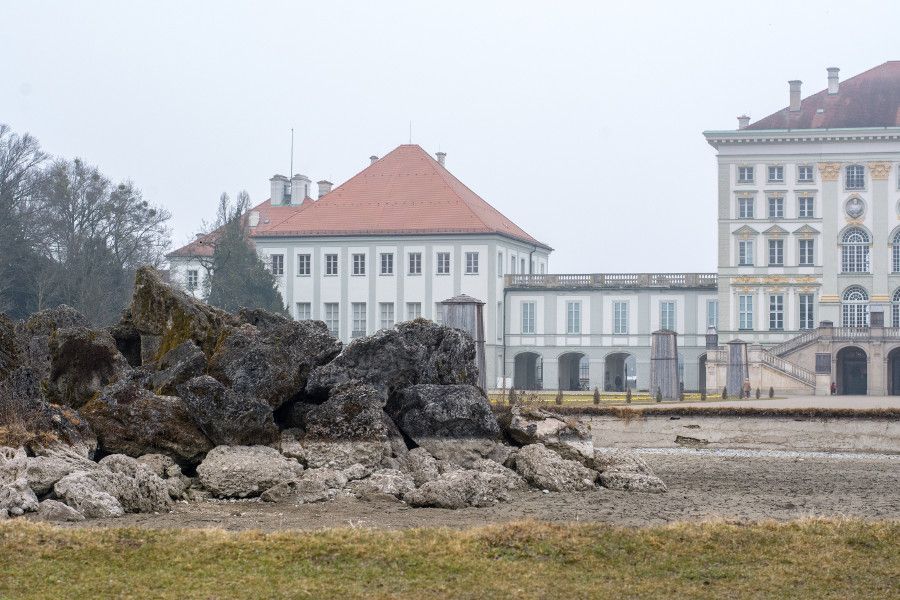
[0,267,665,522]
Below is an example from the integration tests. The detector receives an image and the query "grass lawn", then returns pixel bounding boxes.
[1,519,897,599]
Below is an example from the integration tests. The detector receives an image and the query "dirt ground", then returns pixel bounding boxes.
[55,449,900,531]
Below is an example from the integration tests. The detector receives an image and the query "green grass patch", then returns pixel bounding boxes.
[1,519,897,599]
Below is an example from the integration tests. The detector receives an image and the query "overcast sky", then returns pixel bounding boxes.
[2,1,897,273]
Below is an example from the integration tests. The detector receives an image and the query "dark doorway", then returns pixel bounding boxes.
[558,352,588,391]
[836,346,867,395]
[513,352,542,390]
[698,353,707,394]
[889,348,900,395]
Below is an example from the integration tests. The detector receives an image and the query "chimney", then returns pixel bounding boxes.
[369,155,378,165]
[248,210,260,228]
[737,115,750,130]
[269,174,288,204]
[436,151,446,166]
[789,80,802,112]
[317,180,333,199]
[827,67,840,94]
[290,174,311,204]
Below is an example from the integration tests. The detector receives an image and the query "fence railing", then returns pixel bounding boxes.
[505,273,717,289]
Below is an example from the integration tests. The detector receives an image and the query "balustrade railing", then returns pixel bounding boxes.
[759,350,816,386]
[769,329,820,357]
[505,273,717,289]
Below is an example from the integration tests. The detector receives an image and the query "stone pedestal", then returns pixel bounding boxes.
[439,294,486,391]
[649,330,679,400]
[726,340,748,398]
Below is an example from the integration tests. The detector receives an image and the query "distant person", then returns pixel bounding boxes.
[831,381,837,396]
[742,379,751,399]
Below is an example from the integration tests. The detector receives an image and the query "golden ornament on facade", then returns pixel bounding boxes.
[868,162,892,180]
[818,162,841,181]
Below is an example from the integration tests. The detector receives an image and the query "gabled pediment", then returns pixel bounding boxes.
[763,225,788,236]
[793,224,820,235]
[732,225,759,236]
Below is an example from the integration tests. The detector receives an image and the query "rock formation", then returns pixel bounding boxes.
[0,266,665,520]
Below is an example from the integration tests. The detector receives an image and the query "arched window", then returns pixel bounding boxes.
[841,228,870,273]
[893,289,900,328]
[893,232,900,273]
[845,164,865,190]
[842,286,869,328]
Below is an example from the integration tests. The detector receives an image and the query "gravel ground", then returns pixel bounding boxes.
[54,449,900,531]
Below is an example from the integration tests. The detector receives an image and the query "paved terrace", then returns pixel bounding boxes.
[505,272,718,290]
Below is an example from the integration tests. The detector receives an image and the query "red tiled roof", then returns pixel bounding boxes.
[747,61,900,130]
[259,144,549,248]
[168,144,549,258]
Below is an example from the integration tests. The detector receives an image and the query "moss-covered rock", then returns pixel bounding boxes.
[46,327,130,409]
[0,314,20,380]
[128,267,236,359]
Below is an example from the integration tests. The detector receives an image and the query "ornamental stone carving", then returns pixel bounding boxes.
[818,162,841,181]
[868,162,891,180]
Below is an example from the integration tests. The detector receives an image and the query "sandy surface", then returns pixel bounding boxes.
[56,449,900,531]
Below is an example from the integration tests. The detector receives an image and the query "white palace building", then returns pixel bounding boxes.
[170,61,900,396]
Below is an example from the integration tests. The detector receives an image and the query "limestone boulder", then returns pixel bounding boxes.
[33,498,85,522]
[80,380,212,464]
[590,448,667,493]
[387,384,506,466]
[400,447,441,486]
[0,447,39,516]
[261,468,347,504]
[46,326,130,408]
[177,376,278,446]
[512,444,598,492]
[14,305,88,379]
[280,430,389,472]
[207,311,341,410]
[197,445,304,498]
[404,469,512,509]
[306,319,477,400]
[97,454,175,512]
[470,459,528,490]
[142,340,206,395]
[501,404,594,463]
[302,382,394,441]
[349,469,414,499]
[26,444,98,495]
[53,472,123,518]
[128,266,236,358]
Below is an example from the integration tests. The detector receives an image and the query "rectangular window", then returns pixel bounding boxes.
[768,239,784,266]
[769,294,784,331]
[380,253,394,275]
[435,303,444,325]
[465,251,479,274]
[521,301,535,334]
[846,165,865,190]
[707,299,719,329]
[894,241,900,273]
[510,256,517,274]
[566,301,581,334]
[406,302,421,321]
[497,252,504,277]
[767,165,784,183]
[768,196,784,219]
[798,165,814,183]
[613,301,629,334]
[436,252,451,275]
[738,240,754,266]
[738,295,753,330]
[270,254,284,276]
[799,294,814,330]
[738,166,754,183]
[186,269,199,291]
[297,254,311,276]
[540,263,546,274]
[738,197,754,219]
[799,239,814,266]
[324,303,339,336]
[798,196,815,218]
[521,258,526,274]
[660,301,676,331]
[408,252,422,275]
[379,302,395,330]
[351,302,367,337]
[325,253,338,276]
[295,302,311,321]
[352,253,366,276]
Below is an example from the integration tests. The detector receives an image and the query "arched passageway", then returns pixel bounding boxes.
[513,352,543,390]
[888,348,900,395]
[604,353,636,391]
[558,352,588,391]
[836,346,867,395]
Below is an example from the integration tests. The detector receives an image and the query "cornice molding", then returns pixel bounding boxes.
[704,127,900,148]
